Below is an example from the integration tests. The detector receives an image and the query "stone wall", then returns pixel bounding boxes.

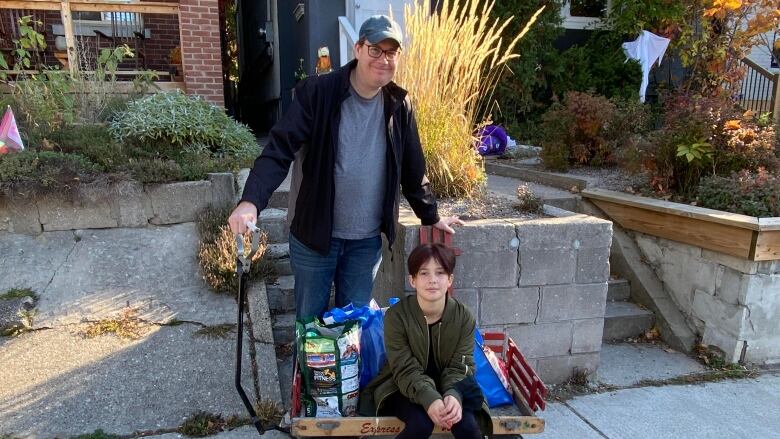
[373,208,613,384]
[633,232,780,364]
[0,173,235,235]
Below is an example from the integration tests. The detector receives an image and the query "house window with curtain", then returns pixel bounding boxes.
[563,0,611,30]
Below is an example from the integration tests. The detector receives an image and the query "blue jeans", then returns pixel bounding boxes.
[288,233,383,319]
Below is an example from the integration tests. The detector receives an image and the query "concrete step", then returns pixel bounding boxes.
[272,312,296,345]
[608,277,631,301]
[266,275,295,313]
[268,172,291,209]
[486,174,579,212]
[257,208,289,244]
[266,243,292,276]
[236,167,291,209]
[603,301,655,341]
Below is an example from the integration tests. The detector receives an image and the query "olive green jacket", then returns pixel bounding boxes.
[358,295,492,435]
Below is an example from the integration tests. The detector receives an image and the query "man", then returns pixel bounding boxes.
[228,15,463,319]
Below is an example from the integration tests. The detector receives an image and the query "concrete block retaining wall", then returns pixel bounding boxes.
[0,173,237,234]
[633,232,780,364]
[373,208,613,384]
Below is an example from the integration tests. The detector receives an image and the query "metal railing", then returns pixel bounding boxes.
[736,57,780,122]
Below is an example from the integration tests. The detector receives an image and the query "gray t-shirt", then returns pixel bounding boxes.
[332,85,387,239]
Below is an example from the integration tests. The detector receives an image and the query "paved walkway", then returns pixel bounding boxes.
[0,225,273,438]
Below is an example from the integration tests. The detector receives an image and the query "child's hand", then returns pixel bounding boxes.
[426,399,447,427]
[441,395,462,428]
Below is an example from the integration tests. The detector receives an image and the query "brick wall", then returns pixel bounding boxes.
[179,0,224,107]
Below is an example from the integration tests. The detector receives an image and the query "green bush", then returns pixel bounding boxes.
[47,123,127,171]
[127,152,254,184]
[0,151,101,195]
[482,0,565,134]
[639,92,777,198]
[698,170,780,217]
[109,91,256,156]
[553,33,643,102]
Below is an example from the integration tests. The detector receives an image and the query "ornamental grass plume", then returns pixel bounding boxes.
[395,0,543,198]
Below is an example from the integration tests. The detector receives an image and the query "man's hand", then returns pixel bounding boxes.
[426,399,448,428]
[441,395,462,429]
[228,201,258,234]
[432,216,465,234]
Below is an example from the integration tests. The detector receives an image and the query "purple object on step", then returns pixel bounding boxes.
[476,125,508,156]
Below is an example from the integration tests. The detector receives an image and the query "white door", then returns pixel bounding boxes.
[354,0,415,37]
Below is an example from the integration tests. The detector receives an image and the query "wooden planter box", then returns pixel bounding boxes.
[582,188,780,262]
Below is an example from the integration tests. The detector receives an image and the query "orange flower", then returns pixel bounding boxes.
[724,119,741,130]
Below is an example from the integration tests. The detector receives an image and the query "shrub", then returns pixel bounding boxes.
[553,33,643,102]
[717,119,778,175]
[0,150,101,197]
[127,158,183,184]
[479,0,565,131]
[539,91,618,170]
[47,123,127,171]
[127,152,254,184]
[698,169,779,217]
[638,91,777,197]
[396,0,540,198]
[109,90,256,156]
[196,208,275,295]
[514,183,542,213]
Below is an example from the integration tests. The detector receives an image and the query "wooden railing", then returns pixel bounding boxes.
[736,57,780,123]
[0,0,179,75]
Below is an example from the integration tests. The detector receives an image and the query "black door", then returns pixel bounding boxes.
[235,0,276,133]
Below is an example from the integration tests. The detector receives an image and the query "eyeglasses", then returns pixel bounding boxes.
[364,44,400,61]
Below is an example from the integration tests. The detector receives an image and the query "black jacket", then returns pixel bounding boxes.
[240,60,439,255]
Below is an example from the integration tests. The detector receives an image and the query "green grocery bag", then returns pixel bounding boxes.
[296,317,361,417]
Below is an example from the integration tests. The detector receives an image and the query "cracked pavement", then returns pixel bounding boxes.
[0,224,272,438]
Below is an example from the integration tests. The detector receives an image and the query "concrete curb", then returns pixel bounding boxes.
[486,162,589,192]
[247,281,283,405]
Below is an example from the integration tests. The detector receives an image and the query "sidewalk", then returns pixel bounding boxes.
[538,372,780,438]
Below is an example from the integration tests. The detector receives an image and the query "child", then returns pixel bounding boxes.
[359,243,491,438]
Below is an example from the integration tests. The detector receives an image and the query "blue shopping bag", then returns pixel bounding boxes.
[322,298,398,388]
[474,330,514,407]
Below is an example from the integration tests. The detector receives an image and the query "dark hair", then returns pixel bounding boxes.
[407,243,456,276]
[357,37,367,46]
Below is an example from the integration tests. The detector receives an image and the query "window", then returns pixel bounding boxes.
[562,0,611,30]
[61,8,146,39]
[71,0,142,34]
[74,11,140,23]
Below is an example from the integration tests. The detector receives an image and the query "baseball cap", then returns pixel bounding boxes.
[358,15,403,49]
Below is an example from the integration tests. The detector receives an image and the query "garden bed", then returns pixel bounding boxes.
[372,206,613,384]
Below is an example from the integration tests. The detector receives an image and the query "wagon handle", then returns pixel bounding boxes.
[235,221,265,434]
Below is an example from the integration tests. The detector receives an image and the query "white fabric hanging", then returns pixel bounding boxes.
[622,30,671,103]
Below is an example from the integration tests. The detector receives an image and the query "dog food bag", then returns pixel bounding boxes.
[296,317,361,417]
